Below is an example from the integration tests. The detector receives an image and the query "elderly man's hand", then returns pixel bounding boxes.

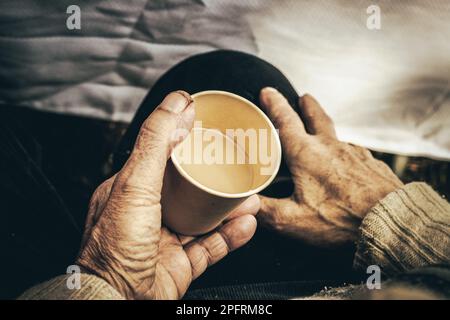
[258,88,403,247]
[77,91,259,300]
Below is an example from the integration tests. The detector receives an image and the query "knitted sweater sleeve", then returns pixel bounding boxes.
[18,273,123,300]
[353,182,450,276]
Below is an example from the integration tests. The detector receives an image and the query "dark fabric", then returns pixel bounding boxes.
[184,265,450,300]
[184,280,344,300]
[388,264,450,298]
[0,108,81,299]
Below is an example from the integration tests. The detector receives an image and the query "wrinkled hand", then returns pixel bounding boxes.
[258,88,403,246]
[77,91,259,300]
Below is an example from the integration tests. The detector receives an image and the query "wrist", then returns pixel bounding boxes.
[76,256,134,300]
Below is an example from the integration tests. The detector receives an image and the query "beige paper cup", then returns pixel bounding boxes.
[161,90,281,235]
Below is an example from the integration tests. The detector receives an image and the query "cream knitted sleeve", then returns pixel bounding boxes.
[18,273,124,300]
[354,182,450,276]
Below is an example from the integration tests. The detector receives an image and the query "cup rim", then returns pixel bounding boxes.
[170,90,282,199]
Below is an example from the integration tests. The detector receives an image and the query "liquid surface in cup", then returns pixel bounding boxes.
[173,128,254,194]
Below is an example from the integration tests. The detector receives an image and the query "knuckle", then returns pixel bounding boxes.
[89,179,111,207]
[323,113,334,125]
[113,172,161,204]
[135,122,167,150]
[270,102,289,118]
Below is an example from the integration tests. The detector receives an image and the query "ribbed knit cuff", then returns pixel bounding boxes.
[354,182,450,277]
[18,273,124,300]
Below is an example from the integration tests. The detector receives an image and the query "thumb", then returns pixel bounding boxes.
[258,195,296,229]
[114,91,195,195]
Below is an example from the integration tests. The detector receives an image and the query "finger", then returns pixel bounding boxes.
[178,234,196,246]
[185,215,257,280]
[350,144,373,160]
[298,94,336,138]
[260,87,306,136]
[258,194,297,229]
[112,91,195,197]
[225,195,260,220]
[260,87,309,162]
[180,195,259,247]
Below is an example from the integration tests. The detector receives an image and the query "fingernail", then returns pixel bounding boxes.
[160,91,192,114]
[262,87,278,93]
